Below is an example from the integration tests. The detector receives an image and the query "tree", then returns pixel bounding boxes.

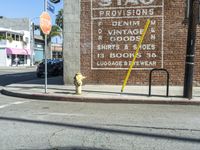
[40,25,62,58]
[55,9,63,29]
[0,34,6,41]
[48,25,62,43]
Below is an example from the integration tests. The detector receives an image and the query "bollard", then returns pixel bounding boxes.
[74,72,86,95]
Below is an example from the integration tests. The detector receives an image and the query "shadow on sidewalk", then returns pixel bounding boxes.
[46,146,111,150]
[19,76,64,85]
[54,90,184,98]
[0,116,200,144]
[0,72,36,86]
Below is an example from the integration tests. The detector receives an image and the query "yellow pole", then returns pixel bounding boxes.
[121,19,151,92]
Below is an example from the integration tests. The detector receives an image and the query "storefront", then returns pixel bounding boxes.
[6,48,31,66]
[0,48,30,66]
[0,28,31,66]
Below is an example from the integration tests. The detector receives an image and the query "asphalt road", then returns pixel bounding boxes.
[0,93,200,150]
[0,67,200,149]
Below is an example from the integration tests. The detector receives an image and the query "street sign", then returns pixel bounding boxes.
[50,0,60,3]
[40,11,52,35]
[47,1,55,14]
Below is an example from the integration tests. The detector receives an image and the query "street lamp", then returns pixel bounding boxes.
[29,17,40,66]
[43,0,49,93]
[183,0,199,99]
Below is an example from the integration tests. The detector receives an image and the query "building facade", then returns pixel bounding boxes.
[63,0,200,86]
[34,35,45,64]
[51,43,63,59]
[0,17,29,31]
[0,28,31,66]
[0,17,32,66]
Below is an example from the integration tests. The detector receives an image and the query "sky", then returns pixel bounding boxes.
[0,0,63,25]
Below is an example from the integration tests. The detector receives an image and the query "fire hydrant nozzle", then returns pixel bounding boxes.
[74,72,86,95]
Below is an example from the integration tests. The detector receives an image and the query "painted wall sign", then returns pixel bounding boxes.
[91,0,164,70]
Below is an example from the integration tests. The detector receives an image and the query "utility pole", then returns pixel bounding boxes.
[44,0,48,93]
[183,0,199,99]
[31,22,35,66]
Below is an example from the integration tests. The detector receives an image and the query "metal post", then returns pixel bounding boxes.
[45,34,48,93]
[31,22,35,66]
[183,0,199,99]
[44,0,48,93]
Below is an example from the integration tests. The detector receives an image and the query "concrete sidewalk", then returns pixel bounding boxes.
[1,76,200,105]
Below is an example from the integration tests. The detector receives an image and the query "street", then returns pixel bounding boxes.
[0,95,200,150]
[0,68,200,150]
[0,67,37,86]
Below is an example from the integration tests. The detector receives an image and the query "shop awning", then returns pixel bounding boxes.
[6,48,31,55]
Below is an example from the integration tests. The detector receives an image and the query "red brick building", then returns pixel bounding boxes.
[64,0,200,86]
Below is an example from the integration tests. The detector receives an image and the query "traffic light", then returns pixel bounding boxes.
[49,0,60,3]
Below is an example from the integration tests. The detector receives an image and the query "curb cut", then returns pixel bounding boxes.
[1,89,200,105]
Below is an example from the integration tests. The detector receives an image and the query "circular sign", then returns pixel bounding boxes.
[40,12,52,35]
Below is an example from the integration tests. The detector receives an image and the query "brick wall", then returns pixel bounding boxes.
[80,0,200,86]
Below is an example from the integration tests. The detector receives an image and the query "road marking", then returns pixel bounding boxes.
[0,101,29,109]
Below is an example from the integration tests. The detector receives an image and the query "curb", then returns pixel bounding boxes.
[1,89,200,105]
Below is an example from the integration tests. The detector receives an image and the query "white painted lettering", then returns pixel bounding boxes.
[150,27,155,33]
[98,9,154,17]
[133,44,156,50]
[112,21,140,27]
[99,11,105,17]
[97,44,120,50]
[124,44,129,50]
[98,0,155,7]
[151,20,156,25]
[98,36,103,40]
[110,36,140,42]
[150,34,156,40]
[98,0,112,7]
[110,52,141,58]
[108,29,143,36]
[98,22,103,26]
[98,29,103,34]
[97,61,123,67]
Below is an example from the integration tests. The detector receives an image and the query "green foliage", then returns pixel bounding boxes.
[40,25,62,43]
[49,25,62,38]
[6,36,13,42]
[55,9,63,29]
[0,35,6,41]
[0,35,13,42]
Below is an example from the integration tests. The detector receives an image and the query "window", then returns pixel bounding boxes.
[12,34,15,41]
[6,33,11,38]
[25,37,29,43]
[20,36,23,41]
[0,32,6,40]
[16,35,19,41]
[6,33,13,42]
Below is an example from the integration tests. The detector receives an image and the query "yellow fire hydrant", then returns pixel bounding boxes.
[74,72,86,95]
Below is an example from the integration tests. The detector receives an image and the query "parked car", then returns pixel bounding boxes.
[36,59,63,78]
